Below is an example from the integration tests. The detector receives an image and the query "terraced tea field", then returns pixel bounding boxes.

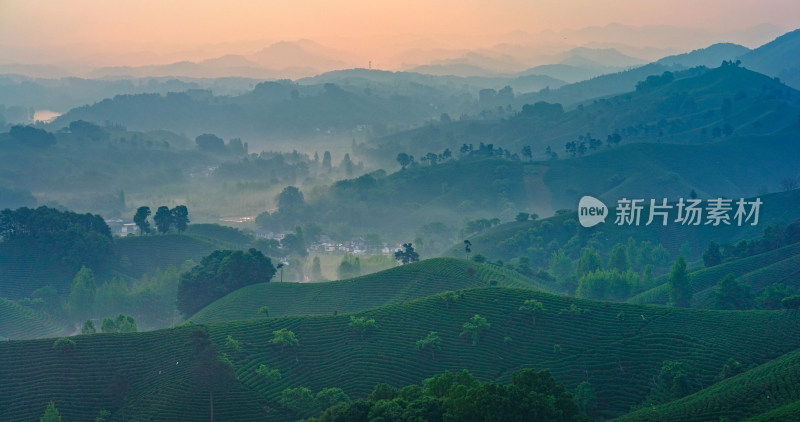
[2,287,800,421]
[191,258,549,322]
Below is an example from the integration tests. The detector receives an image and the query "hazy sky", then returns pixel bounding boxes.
[1,0,799,67]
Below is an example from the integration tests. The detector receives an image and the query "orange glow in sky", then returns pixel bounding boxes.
[1,0,799,67]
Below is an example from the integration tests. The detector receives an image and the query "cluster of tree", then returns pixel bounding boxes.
[337,254,362,279]
[702,220,800,267]
[394,243,420,265]
[213,150,310,182]
[20,264,185,330]
[549,241,670,297]
[176,249,276,317]
[54,80,444,140]
[81,313,138,334]
[563,132,621,158]
[6,125,56,148]
[281,386,351,419]
[195,133,248,155]
[256,157,527,241]
[0,206,115,298]
[460,217,501,237]
[712,275,800,311]
[396,140,541,171]
[640,360,701,407]
[133,205,189,235]
[301,368,589,422]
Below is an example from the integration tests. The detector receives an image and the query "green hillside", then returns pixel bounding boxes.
[3,288,800,421]
[114,233,222,278]
[446,189,800,268]
[627,242,800,306]
[365,64,800,164]
[612,346,800,422]
[191,258,547,323]
[0,297,67,340]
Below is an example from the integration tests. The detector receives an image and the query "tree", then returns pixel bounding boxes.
[311,256,323,281]
[574,381,598,416]
[194,340,236,422]
[66,266,96,321]
[460,314,490,346]
[415,331,442,358]
[322,151,332,171]
[781,295,800,310]
[337,254,361,279]
[52,338,76,354]
[577,247,603,277]
[256,364,282,382]
[258,306,270,317]
[608,243,628,272]
[349,316,376,339]
[101,314,138,333]
[171,205,190,233]
[759,283,797,309]
[270,328,299,352]
[316,387,350,411]
[702,241,722,267]
[281,232,308,257]
[515,212,530,222]
[464,240,472,259]
[713,273,754,310]
[10,125,56,148]
[521,145,532,161]
[95,409,112,422]
[195,133,226,153]
[154,206,172,234]
[134,206,151,235]
[81,319,97,334]
[40,401,62,422]
[280,387,317,414]
[394,243,419,265]
[341,153,355,176]
[668,256,692,307]
[549,249,576,292]
[647,360,696,404]
[177,249,276,317]
[518,299,544,325]
[396,153,413,169]
[277,186,305,215]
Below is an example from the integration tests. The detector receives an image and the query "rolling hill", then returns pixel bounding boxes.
[190,257,548,323]
[612,346,800,422]
[0,297,67,340]
[2,287,800,421]
[445,189,800,267]
[627,241,800,307]
[365,63,800,167]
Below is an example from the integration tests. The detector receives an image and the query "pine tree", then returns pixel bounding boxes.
[40,401,61,422]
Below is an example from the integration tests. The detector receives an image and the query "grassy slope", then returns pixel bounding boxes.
[114,233,221,278]
[191,258,548,323]
[693,252,800,308]
[446,188,800,263]
[0,297,67,340]
[612,346,800,422]
[627,242,800,306]
[3,288,800,421]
